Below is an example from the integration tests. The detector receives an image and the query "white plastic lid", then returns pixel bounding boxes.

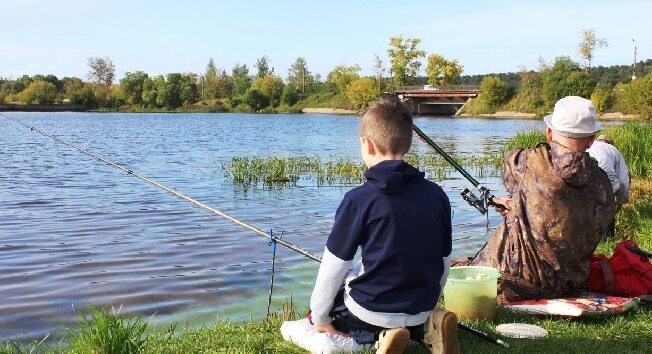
[495,323,548,339]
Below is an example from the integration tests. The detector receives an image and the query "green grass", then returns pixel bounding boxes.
[66,305,148,353]
[4,300,650,353]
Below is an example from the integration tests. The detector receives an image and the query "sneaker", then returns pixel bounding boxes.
[422,309,460,354]
[375,327,410,354]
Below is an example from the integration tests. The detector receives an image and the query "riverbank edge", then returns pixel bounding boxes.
[0,104,642,121]
[459,110,639,120]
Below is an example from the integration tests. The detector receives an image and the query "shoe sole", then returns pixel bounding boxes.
[440,312,459,354]
[376,328,410,354]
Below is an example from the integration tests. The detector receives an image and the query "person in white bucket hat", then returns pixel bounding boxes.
[544,96,602,138]
[464,96,616,301]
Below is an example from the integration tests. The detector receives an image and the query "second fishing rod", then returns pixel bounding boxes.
[412,124,506,214]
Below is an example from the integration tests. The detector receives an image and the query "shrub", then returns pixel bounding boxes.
[590,83,614,113]
[614,73,652,119]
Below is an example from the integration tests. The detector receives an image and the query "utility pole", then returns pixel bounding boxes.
[632,39,637,81]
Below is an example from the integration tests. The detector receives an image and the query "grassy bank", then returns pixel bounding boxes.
[4,124,652,353]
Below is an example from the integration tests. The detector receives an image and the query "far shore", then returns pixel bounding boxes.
[0,104,641,121]
[460,110,639,121]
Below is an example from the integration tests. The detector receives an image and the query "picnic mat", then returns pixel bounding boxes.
[502,291,639,318]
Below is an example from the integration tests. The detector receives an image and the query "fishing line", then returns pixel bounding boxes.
[0,113,321,262]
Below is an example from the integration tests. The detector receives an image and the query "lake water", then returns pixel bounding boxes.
[0,112,546,341]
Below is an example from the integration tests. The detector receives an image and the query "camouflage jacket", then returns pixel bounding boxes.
[472,141,615,300]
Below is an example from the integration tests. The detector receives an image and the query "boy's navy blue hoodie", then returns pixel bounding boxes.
[310,160,452,328]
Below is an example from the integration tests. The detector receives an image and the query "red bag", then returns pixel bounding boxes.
[585,240,652,297]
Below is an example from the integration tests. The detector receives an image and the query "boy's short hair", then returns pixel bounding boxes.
[360,98,413,155]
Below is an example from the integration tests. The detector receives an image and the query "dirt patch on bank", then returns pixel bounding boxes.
[302,108,358,115]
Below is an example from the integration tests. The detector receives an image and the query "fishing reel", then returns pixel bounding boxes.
[461,186,491,215]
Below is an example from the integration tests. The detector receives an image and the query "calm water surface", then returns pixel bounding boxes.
[0,112,545,341]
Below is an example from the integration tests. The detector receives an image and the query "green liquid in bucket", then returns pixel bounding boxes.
[443,266,499,321]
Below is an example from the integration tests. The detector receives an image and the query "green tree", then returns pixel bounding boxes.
[507,68,544,112]
[281,83,299,105]
[542,56,583,107]
[156,75,177,109]
[387,36,425,88]
[231,64,251,98]
[426,54,464,86]
[32,74,62,92]
[327,64,361,93]
[590,83,613,113]
[87,57,116,86]
[21,80,57,104]
[141,77,153,108]
[120,71,149,105]
[243,88,269,111]
[345,77,381,109]
[179,73,199,105]
[479,76,513,108]
[203,58,219,100]
[2,75,32,95]
[214,70,233,99]
[288,57,313,93]
[578,28,607,73]
[254,55,274,79]
[63,77,97,107]
[563,71,596,99]
[251,75,285,107]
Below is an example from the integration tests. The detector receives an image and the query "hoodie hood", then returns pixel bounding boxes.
[364,160,424,194]
[549,140,596,188]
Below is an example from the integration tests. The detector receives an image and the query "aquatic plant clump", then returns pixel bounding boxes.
[222,154,502,189]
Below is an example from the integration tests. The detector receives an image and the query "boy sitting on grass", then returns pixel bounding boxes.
[309,98,460,354]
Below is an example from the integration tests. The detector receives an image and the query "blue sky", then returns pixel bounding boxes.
[1,0,650,80]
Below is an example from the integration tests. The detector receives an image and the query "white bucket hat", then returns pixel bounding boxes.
[543,96,601,138]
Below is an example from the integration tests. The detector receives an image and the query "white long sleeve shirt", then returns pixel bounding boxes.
[587,140,630,204]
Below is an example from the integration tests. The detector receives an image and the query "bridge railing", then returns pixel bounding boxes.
[395,85,480,92]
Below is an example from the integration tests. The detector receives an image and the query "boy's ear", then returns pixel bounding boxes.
[362,136,376,155]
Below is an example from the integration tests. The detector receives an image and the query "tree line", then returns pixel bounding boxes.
[0,36,462,112]
[1,30,650,118]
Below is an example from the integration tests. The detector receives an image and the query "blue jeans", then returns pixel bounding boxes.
[324,288,425,345]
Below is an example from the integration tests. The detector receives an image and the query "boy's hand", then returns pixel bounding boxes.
[314,323,349,337]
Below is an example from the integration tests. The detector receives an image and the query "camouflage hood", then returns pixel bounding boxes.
[549,141,597,188]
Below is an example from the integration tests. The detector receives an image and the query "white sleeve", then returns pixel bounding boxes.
[309,247,352,325]
[439,256,451,300]
[615,152,630,204]
[588,144,619,193]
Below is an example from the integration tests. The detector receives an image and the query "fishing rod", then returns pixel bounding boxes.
[0,113,321,262]
[3,114,506,347]
[412,124,504,214]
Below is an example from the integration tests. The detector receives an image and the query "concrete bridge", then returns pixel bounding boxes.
[394,85,480,116]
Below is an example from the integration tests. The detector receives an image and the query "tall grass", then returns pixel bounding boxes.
[66,305,148,354]
[500,123,652,179]
[602,123,652,179]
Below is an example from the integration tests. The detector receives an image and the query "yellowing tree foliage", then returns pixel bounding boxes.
[346,77,380,109]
